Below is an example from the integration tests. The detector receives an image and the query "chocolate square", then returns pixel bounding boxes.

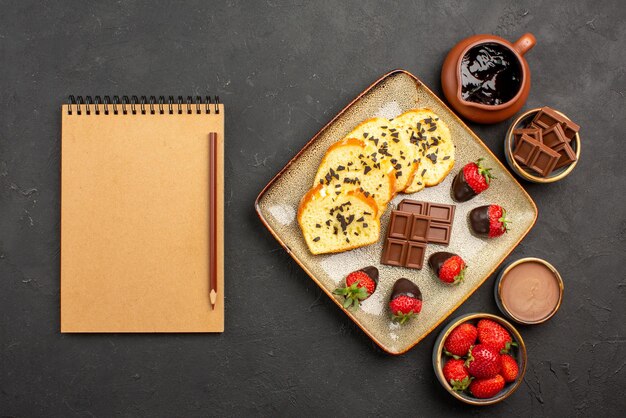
[553,141,577,169]
[561,119,580,140]
[533,107,566,129]
[398,199,428,215]
[409,215,431,242]
[381,238,408,267]
[541,123,568,149]
[426,203,455,224]
[405,243,427,269]
[513,134,541,166]
[427,222,451,245]
[513,128,542,147]
[388,211,413,239]
[528,144,561,177]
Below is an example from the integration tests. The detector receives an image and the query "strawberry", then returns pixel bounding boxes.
[500,354,519,383]
[442,359,472,391]
[466,344,501,379]
[452,158,495,202]
[429,252,467,285]
[469,205,510,238]
[477,319,517,353]
[389,278,422,325]
[469,375,505,399]
[443,322,477,358]
[333,266,378,309]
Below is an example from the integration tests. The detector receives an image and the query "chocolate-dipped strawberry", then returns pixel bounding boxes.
[452,159,494,202]
[388,278,422,324]
[469,205,510,238]
[429,252,467,285]
[333,266,378,309]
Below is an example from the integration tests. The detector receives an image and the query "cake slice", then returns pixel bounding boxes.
[392,109,455,193]
[346,118,419,192]
[313,138,396,215]
[298,184,380,255]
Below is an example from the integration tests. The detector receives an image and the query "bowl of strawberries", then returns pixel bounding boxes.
[432,313,527,405]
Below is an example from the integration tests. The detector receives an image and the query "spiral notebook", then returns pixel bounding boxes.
[61,96,224,333]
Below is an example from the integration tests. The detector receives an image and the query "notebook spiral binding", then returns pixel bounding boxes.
[67,95,220,116]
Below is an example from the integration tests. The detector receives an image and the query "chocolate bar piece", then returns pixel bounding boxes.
[513,127,542,147]
[513,134,541,166]
[541,123,568,149]
[382,212,430,268]
[426,203,455,224]
[410,215,431,242]
[388,211,413,239]
[528,144,560,177]
[533,107,566,129]
[382,238,408,267]
[553,141,577,169]
[427,222,452,245]
[381,238,427,269]
[405,243,427,269]
[561,119,580,140]
[398,199,428,215]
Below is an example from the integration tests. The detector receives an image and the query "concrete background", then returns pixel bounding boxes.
[1,1,624,416]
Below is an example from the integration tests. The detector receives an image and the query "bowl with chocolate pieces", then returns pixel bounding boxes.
[504,107,580,183]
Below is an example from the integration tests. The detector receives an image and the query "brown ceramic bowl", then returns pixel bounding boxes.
[504,108,581,183]
[432,313,527,405]
[441,33,536,124]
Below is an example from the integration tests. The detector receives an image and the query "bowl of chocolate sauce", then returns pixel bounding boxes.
[441,33,536,124]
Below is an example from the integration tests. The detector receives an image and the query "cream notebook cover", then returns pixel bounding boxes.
[61,96,224,332]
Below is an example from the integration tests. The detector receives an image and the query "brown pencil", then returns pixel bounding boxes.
[209,132,218,310]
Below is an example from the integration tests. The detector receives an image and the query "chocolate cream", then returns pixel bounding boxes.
[500,261,561,322]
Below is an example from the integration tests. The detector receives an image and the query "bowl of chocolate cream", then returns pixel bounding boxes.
[495,257,564,324]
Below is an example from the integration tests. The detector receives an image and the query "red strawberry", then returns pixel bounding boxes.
[333,266,378,309]
[442,358,472,391]
[466,344,501,379]
[477,319,517,353]
[500,354,519,383]
[469,205,510,238]
[452,158,495,202]
[469,375,505,399]
[429,252,467,285]
[443,322,478,358]
[389,278,422,325]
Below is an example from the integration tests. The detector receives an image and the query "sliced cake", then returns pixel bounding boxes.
[346,118,419,192]
[298,184,380,255]
[393,109,455,193]
[313,138,396,215]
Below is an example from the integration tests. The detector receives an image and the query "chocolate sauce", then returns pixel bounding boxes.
[390,278,422,301]
[461,43,522,106]
[359,266,379,284]
[428,252,456,275]
[451,170,476,202]
[469,206,491,236]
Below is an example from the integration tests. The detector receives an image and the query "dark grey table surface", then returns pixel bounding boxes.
[1,1,625,417]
